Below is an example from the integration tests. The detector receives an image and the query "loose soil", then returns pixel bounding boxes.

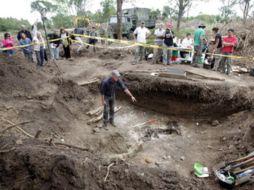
[0,48,253,190]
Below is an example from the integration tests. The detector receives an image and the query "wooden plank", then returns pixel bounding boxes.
[186,71,225,81]
[77,79,99,86]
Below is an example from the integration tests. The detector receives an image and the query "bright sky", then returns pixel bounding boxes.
[0,0,231,23]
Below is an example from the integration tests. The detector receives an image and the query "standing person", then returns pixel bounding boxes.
[218,29,238,75]
[100,70,136,129]
[192,24,206,67]
[17,25,32,41]
[74,27,85,53]
[48,30,61,61]
[133,21,150,64]
[87,26,98,52]
[211,27,222,70]
[99,24,107,45]
[60,28,72,60]
[19,33,33,62]
[153,23,165,64]
[163,22,175,65]
[33,31,45,66]
[180,33,193,58]
[1,33,15,56]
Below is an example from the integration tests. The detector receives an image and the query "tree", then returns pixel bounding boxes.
[52,14,73,28]
[101,0,116,22]
[0,18,30,32]
[116,0,123,39]
[150,9,162,20]
[175,0,192,31]
[162,6,176,19]
[31,0,57,13]
[238,0,254,23]
[219,0,238,22]
[116,0,136,39]
[68,0,91,16]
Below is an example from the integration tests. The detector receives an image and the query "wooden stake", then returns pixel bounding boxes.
[0,120,33,134]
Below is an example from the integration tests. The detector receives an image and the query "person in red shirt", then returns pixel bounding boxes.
[1,33,15,56]
[218,29,238,75]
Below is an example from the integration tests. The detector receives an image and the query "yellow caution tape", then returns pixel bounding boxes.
[0,33,253,62]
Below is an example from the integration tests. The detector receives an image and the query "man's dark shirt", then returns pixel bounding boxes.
[17,30,32,41]
[74,28,85,35]
[100,77,127,98]
[215,33,222,49]
[48,33,61,47]
[164,30,174,47]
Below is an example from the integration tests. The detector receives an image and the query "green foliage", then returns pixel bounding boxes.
[149,9,162,19]
[174,28,194,39]
[100,0,116,22]
[31,0,57,13]
[185,14,219,24]
[52,14,73,28]
[162,6,176,19]
[219,0,238,22]
[68,0,90,16]
[91,11,104,23]
[0,17,31,32]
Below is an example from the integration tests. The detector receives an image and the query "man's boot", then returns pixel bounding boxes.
[99,122,108,130]
[109,120,117,127]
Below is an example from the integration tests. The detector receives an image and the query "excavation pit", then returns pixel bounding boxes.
[0,55,254,190]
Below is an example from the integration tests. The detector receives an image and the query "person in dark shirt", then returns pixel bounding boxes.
[48,30,61,61]
[163,27,175,65]
[211,27,222,70]
[87,26,98,52]
[100,70,136,128]
[17,25,32,41]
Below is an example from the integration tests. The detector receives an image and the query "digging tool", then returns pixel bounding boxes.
[235,168,254,186]
[233,165,254,175]
[213,151,254,188]
[228,151,254,165]
[224,157,254,171]
[213,151,254,173]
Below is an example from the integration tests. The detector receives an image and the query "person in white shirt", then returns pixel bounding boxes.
[180,33,193,58]
[133,21,150,64]
[33,31,46,66]
[153,24,165,64]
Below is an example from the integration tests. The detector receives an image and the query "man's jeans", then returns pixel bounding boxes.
[35,46,44,66]
[135,45,145,63]
[50,47,59,60]
[24,52,33,62]
[192,45,203,65]
[153,41,163,63]
[163,44,173,65]
[212,48,221,70]
[103,96,115,125]
[218,53,232,75]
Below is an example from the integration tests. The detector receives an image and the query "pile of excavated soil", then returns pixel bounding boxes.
[0,136,208,190]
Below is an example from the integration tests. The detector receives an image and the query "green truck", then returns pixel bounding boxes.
[109,8,156,39]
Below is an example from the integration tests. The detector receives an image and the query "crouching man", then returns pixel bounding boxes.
[100,70,136,129]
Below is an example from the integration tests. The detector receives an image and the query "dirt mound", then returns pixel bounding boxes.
[0,136,206,190]
[0,58,47,97]
[98,49,129,60]
[122,72,254,118]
